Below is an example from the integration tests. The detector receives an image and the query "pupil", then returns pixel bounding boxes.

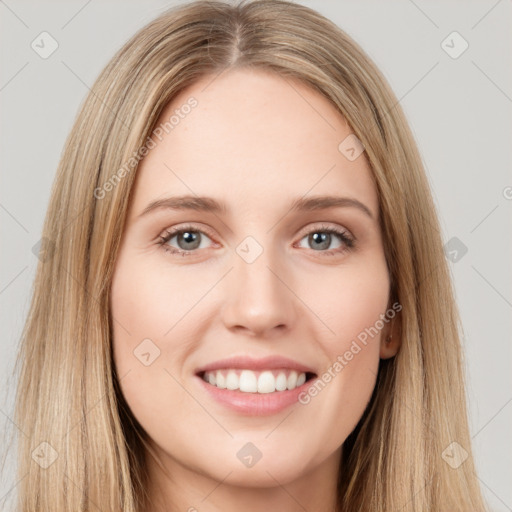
[179,231,200,250]
[310,232,330,250]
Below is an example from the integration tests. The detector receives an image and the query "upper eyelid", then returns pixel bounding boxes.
[160,222,354,244]
[161,223,216,241]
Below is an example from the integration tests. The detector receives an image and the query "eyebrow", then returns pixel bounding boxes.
[138,194,374,219]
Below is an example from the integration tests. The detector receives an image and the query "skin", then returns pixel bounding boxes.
[110,68,401,512]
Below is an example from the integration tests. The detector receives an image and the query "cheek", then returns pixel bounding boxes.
[109,256,200,434]
[304,256,390,350]
[110,255,200,354]
[291,263,389,454]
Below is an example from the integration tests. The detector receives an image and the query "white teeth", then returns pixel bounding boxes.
[226,371,239,390]
[257,371,275,393]
[239,370,258,392]
[287,371,298,390]
[216,371,226,389]
[201,369,309,393]
[275,372,288,391]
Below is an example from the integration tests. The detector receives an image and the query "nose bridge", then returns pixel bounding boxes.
[221,236,295,335]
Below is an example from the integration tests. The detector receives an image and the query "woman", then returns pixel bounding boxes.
[11,0,487,510]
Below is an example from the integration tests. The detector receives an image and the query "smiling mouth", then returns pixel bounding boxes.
[196,369,317,394]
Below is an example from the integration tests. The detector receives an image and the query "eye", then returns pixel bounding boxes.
[295,224,355,257]
[157,224,215,257]
[157,223,355,258]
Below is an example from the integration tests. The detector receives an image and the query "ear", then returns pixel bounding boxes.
[379,304,402,359]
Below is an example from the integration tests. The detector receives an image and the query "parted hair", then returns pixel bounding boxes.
[8,1,486,510]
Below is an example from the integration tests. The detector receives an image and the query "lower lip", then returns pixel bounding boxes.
[195,374,316,416]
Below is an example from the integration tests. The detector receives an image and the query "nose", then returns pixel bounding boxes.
[220,245,297,338]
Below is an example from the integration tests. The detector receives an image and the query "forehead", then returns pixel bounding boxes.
[129,68,378,219]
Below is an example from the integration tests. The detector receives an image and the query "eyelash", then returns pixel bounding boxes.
[157,223,356,258]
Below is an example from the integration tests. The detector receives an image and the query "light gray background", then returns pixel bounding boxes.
[1,1,511,510]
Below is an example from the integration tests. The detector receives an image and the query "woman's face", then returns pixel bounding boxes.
[110,68,398,492]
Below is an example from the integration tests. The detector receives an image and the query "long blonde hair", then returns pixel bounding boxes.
[8,0,487,510]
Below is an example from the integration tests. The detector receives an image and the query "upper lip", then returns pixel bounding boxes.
[195,355,317,375]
